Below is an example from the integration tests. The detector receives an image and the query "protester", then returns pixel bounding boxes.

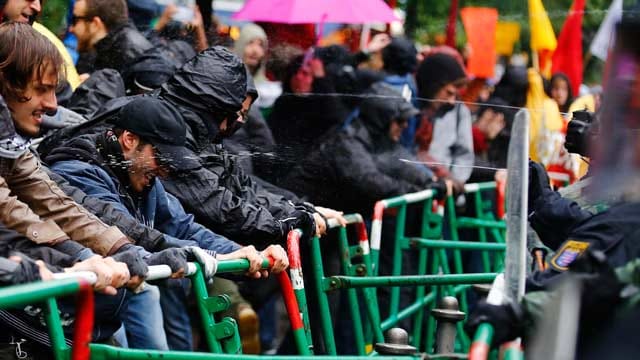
[380,37,420,149]
[47,96,288,350]
[546,72,574,114]
[154,47,346,245]
[469,97,514,182]
[283,83,445,215]
[0,0,82,90]
[414,52,474,192]
[267,52,349,183]
[0,23,140,348]
[69,0,153,75]
[234,23,268,77]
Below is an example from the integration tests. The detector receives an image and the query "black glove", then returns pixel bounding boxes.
[145,248,190,274]
[429,178,448,200]
[279,210,316,238]
[465,300,524,347]
[111,244,149,279]
[528,161,553,214]
[565,110,595,156]
[0,254,42,285]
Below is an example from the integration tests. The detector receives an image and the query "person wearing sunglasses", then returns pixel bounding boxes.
[69,0,152,75]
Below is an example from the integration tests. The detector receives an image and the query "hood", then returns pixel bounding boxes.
[382,37,418,75]
[416,52,467,103]
[159,46,247,140]
[359,82,419,143]
[123,49,177,94]
[45,132,104,166]
[68,69,126,119]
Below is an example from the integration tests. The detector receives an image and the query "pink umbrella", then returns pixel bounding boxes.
[232,0,398,24]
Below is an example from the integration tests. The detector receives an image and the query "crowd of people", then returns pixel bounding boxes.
[0,0,632,357]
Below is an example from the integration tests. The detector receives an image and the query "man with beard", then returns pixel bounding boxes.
[69,0,152,75]
[47,96,289,351]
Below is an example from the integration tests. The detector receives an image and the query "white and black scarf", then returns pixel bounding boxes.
[0,94,30,159]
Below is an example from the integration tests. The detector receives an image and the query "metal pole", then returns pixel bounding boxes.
[431,297,465,354]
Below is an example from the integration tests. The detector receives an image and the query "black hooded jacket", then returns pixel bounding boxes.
[67,69,126,119]
[283,83,439,216]
[93,22,153,74]
[155,47,315,245]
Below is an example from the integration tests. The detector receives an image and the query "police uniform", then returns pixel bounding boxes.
[527,202,640,291]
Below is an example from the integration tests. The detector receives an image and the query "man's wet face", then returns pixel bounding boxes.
[127,143,166,193]
[5,63,57,137]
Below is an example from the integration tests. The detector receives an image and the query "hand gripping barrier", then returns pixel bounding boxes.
[0,258,317,360]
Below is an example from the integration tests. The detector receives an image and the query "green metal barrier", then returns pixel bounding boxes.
[366,182,506,353]
[0,259,298,360]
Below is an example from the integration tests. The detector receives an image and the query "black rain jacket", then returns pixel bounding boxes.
[157,48,314,245]
[283,83,439,216]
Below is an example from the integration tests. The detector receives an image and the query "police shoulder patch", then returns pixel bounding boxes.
[549,240,590,272]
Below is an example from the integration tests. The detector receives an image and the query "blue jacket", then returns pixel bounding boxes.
[46,132,241,254]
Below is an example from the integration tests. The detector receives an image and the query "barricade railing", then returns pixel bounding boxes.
[296,210,498,356]
[0,258,314,360]
[368,182,506,352]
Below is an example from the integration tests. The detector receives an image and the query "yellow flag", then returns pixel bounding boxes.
[529,0,557,51]
[495,21,521,56]
[526,68,564,164]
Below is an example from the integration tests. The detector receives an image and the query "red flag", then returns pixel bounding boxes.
[551,0,585,95]
[445,0,459,48]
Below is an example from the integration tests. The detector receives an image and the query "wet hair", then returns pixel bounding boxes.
[0,22,64,102]
[84,0,129,31]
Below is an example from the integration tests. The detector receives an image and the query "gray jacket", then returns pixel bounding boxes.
[427,104,474,183]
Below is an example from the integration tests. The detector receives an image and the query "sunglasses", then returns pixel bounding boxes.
[71,15,94,26]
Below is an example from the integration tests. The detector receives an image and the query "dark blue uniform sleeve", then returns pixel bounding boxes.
[528,190,593,250]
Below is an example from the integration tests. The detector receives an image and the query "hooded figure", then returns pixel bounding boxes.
[266,51,350,184]
[155,47,318,245]
[380,37,420,149]
[283,83,443,216]
[159,46,248,152]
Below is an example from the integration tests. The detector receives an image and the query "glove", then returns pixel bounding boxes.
[528,161,552,214]
[278,210,316,238]
[111,244,149,279]
[464,299,524,347]
[429,178,448,200]
[145,248,189,274]
[186,246,217,279]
